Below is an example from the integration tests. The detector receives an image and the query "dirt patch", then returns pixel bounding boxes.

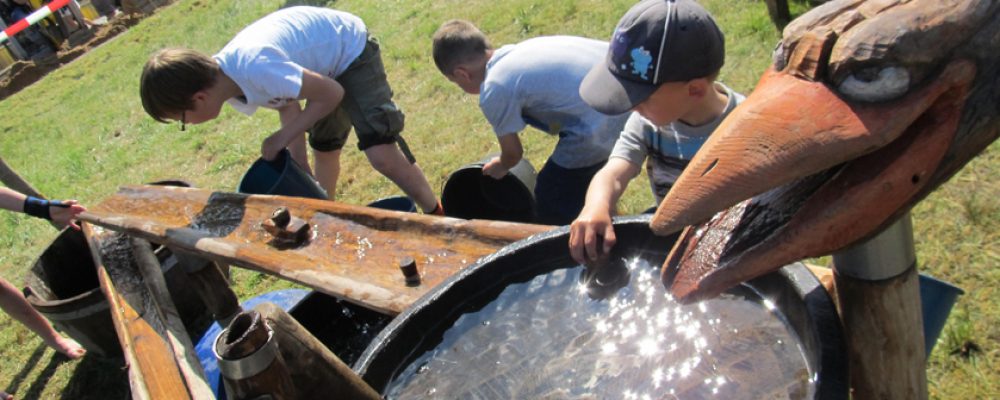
[0,13,143,102]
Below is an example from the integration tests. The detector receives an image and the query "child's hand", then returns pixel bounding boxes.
[482,157,509,179]
[49,200,87,230]
[261,133,288,161]
[568,206,616,265]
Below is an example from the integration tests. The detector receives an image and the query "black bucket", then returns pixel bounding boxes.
[441,155,536,223]
[237,149,328,199]
[356,216,848,398]
[23,228,122,358]
[367,195,417,213]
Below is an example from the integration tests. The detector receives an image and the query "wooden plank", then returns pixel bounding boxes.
[80,185,554,314]
[86,222,222,399]
[86,223,193,400]
[131,237,214,399]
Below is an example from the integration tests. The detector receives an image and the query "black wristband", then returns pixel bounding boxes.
[23,196,51,220]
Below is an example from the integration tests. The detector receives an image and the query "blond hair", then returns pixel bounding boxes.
[139,48,220,123]
[431,20,491,75]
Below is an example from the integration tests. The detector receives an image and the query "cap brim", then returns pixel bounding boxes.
[579,62,657,115]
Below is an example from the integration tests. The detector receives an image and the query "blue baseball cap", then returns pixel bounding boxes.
[580,0,725,115]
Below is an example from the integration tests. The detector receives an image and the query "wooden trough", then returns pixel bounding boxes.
[74,184,553,398]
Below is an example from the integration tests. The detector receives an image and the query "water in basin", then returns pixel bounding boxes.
[384,257,814,399]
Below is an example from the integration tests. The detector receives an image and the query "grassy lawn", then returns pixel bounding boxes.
[0,0,996,398]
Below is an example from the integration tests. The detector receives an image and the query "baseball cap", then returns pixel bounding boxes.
[580,0,725,115]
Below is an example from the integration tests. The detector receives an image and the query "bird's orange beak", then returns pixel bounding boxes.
[656,60,977,303]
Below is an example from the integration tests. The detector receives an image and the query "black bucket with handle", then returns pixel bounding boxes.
[237,149,328,199]
[441,154,536,223]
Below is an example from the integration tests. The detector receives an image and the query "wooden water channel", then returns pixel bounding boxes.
[76,184,553,398]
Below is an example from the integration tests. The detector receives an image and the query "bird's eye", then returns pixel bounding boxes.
[771,41,787,71]
[837,66,910,102]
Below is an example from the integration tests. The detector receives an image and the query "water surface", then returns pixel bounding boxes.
[385,257,813,399]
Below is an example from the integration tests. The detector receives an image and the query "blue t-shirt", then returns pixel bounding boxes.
[479,36,630,169]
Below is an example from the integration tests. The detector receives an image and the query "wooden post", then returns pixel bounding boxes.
[763,0,791,28]
[833,214,927,399]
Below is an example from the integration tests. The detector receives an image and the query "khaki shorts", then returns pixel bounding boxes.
[308,36,415,163]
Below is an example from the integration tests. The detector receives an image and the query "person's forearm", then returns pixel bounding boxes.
[499,150,521,169]
[584,168,633,217]
[278,102,303,130]
[272,98,338,146]
[0,187,27,213]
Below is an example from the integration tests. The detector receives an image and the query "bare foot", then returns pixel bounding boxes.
[51,337,86,360]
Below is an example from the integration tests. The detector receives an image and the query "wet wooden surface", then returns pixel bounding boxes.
[85,223,207,400]
[81,185,554,315]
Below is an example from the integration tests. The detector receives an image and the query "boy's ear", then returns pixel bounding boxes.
[192,90,209,103]
[686,79,710,98]
[451,66,471,82]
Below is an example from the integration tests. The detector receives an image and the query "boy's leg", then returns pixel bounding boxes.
[363,142,437,212]
[0,277,85,359]
[313,148,342,200]
[289,133,313,176]
[337,36,440,213]
[307,104,353,200]
[534,158,606,226]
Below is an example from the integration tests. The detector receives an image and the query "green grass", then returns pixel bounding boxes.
[0,0,996,398]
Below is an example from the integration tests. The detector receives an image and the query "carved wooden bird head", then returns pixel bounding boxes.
[653,0,1000,302]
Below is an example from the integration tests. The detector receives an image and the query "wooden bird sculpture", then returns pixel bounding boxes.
[652,0,999,303]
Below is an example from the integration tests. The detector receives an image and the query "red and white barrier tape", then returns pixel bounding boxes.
[1,0,72,45]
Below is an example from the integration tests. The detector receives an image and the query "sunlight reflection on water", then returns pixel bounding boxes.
[385,256,814,399]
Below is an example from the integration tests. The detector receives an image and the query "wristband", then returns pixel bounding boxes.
[23,196,52,220]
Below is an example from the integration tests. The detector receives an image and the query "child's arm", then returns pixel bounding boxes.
[261,69,345,160]
[275,102,313,175]
[482,134,523,179]
[0,187,87,230]
[568,158,641,264]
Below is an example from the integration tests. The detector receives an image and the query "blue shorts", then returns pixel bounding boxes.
[534,158,606,226]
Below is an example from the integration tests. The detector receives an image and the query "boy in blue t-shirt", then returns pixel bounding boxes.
[432,20,630,225]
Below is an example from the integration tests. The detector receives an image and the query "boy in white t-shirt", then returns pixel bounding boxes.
[140,6,442,214]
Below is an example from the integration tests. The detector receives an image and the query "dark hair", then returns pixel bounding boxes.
[431,20,491,75]
[140,48,219,123]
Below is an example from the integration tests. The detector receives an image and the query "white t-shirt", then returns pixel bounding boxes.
[610,82,744,203]
[479,36,631,169]
[213,6,367,115]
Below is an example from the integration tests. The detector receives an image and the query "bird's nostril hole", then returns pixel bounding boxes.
[911,174,920,184]
[701,159,719,177]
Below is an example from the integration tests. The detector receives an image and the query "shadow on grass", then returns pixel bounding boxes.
[60,356,129,400]
[2,344,47,396]
[20,353,68,399]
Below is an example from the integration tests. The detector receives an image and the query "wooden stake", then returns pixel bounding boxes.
[833,214,927,399]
